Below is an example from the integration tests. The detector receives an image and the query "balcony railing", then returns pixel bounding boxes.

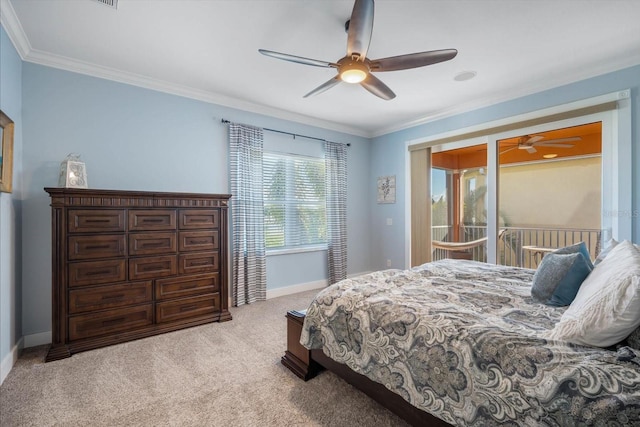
[432,226,602,269]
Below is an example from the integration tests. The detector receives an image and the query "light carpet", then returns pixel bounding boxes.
[0,290,408,426]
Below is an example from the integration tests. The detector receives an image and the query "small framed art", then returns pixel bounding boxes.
[377,175,396,204]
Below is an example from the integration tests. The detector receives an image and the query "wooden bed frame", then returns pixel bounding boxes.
[283,310,451,427]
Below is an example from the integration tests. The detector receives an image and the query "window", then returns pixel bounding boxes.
[263,151,326,250]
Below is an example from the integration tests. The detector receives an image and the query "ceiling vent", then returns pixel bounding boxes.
[91,0,118,9]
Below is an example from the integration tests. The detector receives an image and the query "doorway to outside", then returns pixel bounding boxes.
[430,122,602,268]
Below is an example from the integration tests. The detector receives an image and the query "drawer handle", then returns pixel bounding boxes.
[86,270,112,276]
[86,219,111,223]
[180,305,198,312]
[86,244,111,250]
[180,283,198,290]
[101,293,125,301]
[191,240,210,245]
[142,218,165,223]
[102,317,126,327]
[189,260,210,266]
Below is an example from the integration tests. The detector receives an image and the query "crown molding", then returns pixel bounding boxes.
[23,49,370,138]
[371,54,640,138]
[0,0,30,59]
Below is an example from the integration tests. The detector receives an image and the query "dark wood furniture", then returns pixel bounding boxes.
[281,310,321,380]
[283,309,451,427]
[45,188,232,362]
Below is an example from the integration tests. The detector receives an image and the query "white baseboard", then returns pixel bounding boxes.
[266,270,372,300]
[23,331,51,348]
[1,337,23,386]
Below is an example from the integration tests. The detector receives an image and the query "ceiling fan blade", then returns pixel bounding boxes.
[303,76,342,98]
[347,0,374,58]
[536,137,581,145]
[500,147,517,155]
[360,74,396,100]
[538,143,574,148]
[526,135,545,143]
[370,49,458,72]
[258,49,336,68]
[526,147,537,154]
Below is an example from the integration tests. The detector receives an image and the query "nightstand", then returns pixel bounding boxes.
[281,309,321,381]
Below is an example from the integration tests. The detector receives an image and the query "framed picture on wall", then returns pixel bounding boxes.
[377,175,396,204]
[0,110,15,193]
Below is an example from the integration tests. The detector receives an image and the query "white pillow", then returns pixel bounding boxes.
[547,240,640,347]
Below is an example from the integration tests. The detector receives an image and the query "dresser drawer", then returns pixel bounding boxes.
[178,230,218,252]
[179,252,218,275]
[68,234,126,260]
[69,259,127,288]
[69,304,153,340]
[155,294,220,323]
[129,255,177,280]
[129,232,177,256]
[179,210,219,229]
[69,281,152,314]
[68,209,125,233]
[129,210,176,231]
[155,274,219,300]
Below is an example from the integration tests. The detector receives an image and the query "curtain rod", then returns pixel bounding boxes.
[220,119,350,147]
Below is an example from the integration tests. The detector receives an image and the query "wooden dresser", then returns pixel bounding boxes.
[44,188,232,362]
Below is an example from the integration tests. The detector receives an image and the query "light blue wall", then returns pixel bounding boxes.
[0,25,23,380]
[20,63,371,338]
[370,65,640,271]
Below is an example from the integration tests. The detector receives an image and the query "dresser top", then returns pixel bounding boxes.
[45,187,231,208]
[45,187,231,199]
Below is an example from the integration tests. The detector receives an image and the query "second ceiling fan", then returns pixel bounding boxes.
[258,0,458,100]
[501,135,581,155]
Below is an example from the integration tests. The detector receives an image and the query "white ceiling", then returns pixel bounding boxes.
[2,0,640,137]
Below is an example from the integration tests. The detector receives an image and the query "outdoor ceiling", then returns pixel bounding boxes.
[2,0,640,137]
[432,122,602,169]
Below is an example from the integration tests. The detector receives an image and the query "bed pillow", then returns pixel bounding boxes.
[547,240,640,347]
[531,252,592,306]
[531,242,593,306]
[553,241,593,264]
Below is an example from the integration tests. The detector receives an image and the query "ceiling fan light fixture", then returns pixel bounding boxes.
[339,60,369,83]
[543,154,558,159]
[341,68,367,83]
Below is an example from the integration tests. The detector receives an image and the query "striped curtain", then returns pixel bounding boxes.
[229,123,266,306]
[325,141,348,284]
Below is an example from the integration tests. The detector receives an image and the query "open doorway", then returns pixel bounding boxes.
[431,142,488,262]
[428,122,602,266]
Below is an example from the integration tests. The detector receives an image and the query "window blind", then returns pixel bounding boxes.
[263,151,327,249]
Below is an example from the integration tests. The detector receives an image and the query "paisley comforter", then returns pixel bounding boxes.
[300,259,640,426]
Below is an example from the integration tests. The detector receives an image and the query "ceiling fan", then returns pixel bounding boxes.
[258,0,458,100]
[500,135,581,155]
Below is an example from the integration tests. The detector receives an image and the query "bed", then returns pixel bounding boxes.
[300,258,640,426]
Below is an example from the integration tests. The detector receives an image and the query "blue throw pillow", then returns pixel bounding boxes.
[531,252,593,306]
[553,241,594,267]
